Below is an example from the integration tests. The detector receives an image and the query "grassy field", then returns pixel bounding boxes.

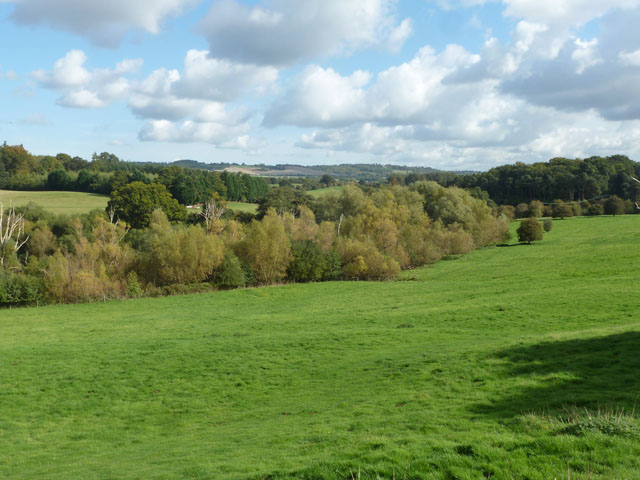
[0,189,108,215]
[228,201,258,214]
[1,216,639,479]
[307,185,343,198]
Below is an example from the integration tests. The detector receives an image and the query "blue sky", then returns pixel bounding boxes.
[1,0,639,170]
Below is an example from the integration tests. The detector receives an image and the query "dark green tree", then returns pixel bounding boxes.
[604,195,625,216]
[107,182,186,229]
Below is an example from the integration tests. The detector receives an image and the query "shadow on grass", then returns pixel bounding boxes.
[473,331,640,418]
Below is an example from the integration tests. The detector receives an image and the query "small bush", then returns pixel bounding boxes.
[543,218,553,232]
[212,250,246,290]
[517,217,543,244]
[0,271,43,307]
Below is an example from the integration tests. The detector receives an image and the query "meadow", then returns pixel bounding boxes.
[307,185,343,198]
[0,189,109,215]
[0,216,639,479]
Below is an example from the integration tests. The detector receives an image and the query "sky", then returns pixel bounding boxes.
[1,0,640,171]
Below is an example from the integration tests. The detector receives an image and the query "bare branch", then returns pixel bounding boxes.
[0,202,30,268]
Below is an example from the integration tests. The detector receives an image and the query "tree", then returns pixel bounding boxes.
[517,217,543,244]
[46,169,72,190]
[604,195,625,216]
[200,193,227,234]
[240,209,291,284]
[0,203,29,268]
[107,182,186,229]
[552,201,573,219]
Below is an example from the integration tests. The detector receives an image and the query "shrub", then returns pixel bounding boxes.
[543,218,553,232]
[287,241,341,282]
[517,217,543,244]
[0,271,43,307]
[552,201,573,219]
[604,195,625,216]
[212,250,246,290]
[587,203,604,216]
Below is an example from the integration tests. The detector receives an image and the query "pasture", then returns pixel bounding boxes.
[0,189,108,215]
[1,216,639,479]
[307,185,343,198]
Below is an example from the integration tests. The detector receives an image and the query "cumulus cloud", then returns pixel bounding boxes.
[198,0,409,65]
[138,119,252,148]
[266,3,640,168]
[4,0,199,47]
[32,50,142,108]
[265,45,481,128]
[129,49,276,149]
[502,0,640,29]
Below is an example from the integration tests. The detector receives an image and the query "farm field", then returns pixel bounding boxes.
[1,216,639,479]
[228,201,258,213]
[307,185,342,198]
[0,189,108,215]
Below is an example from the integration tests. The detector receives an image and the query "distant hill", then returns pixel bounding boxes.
[169,159,473,182]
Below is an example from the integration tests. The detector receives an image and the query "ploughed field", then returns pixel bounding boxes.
[1,216,639,479]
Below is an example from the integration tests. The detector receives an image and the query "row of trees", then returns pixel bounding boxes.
[498,195,636,220]
[0,144,269,204]
[0,182,510,307]
[390,156,640,206]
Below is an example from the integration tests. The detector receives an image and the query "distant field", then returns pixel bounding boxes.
[307,185,343,198]
[1,216,639,479]
[228,202,258,213]
[0,190,108,215]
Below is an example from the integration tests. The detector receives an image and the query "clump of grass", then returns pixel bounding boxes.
[522,406,640,437]
[555,407,639,437]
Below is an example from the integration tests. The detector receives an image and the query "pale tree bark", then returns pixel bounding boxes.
[0,203,29,268]
[200,195,227,234]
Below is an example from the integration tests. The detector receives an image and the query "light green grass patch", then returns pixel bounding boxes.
[228,202,258,213]
[307,186,343,198]
[0,190,108,215]
[1,216,639,479]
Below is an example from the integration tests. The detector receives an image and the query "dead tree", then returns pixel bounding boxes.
[0,203,29,268]
[200,194,227,233]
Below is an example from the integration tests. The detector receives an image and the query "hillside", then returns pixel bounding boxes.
[0,189,109,215]
[169,160,457,182]
[1,216,639,479]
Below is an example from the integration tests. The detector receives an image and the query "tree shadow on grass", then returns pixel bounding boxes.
[473,331,640,419]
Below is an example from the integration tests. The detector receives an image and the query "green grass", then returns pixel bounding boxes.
[228,202,258,213]
[307,185,343,198]
[0,189,108,215]
[1,216,640,479]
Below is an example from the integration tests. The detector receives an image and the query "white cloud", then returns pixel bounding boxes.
[265,45,480,128]
[32,50,142,109]
[503,0,640,28]
[138,119,251,147]
[198,0,408,65]
[4,0,199,47]
[619,49,640,66]
[19,113,49,126]
[572,38,602,74]
[0,68,17,80]
[174,49,278,101]
[384,18,413,53]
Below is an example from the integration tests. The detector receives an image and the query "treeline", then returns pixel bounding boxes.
[389,156,640,206]
[0,144,269,204]
[0,182,509,307]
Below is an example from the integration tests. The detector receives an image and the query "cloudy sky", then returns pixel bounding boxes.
[1,0,640,170]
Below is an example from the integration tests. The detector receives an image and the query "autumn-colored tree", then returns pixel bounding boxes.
[240,209,291,285]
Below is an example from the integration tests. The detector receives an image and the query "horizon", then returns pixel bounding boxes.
[2,1,640,170]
